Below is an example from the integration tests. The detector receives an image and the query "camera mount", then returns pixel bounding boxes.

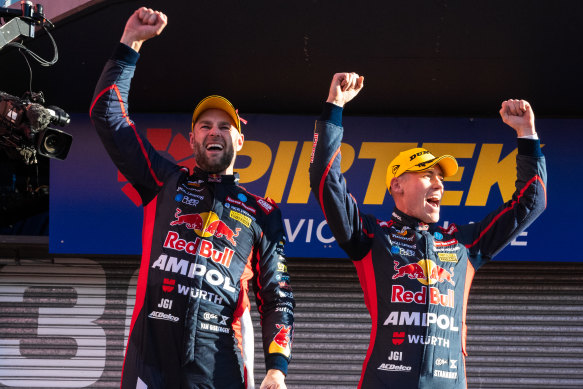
[0,1,49,51]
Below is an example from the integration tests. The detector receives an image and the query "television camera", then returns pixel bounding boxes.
[0,1,72,164]
[0,90,71,164]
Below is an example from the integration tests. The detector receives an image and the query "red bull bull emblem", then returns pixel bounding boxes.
[268,324,293,357]
[171,208,240,246]
[392,260,455,286]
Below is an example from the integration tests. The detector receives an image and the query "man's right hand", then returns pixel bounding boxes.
[121,7,168,53]
[326,72,364,108]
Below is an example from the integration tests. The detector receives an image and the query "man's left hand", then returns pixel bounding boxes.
[499,99,536,137]
[260,369,286,389]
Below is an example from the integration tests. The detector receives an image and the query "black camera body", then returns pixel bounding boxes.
[0,90,72,164]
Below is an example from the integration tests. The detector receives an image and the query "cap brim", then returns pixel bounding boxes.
[404,155,458,178]
[192,95,241,133]
[430,155,458,178]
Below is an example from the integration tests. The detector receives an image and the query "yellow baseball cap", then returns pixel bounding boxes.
[386,147,458,192]
[191,95,241,133]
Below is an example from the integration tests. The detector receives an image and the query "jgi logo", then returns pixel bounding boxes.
[157,298,173,310]
[388,351,403,361]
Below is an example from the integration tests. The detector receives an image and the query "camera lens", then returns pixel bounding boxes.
[43,134,59,154]
[37,128,72,160]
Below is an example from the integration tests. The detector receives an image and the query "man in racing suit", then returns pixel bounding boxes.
[309,72,546,388]
[89,8,294,389]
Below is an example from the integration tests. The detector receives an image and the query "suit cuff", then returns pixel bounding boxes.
[265,354,289,375]
[517,138,543,157]
[111,43,140,65]
[319,102,343,126]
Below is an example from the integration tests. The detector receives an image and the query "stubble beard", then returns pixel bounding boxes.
[193,140,235,174]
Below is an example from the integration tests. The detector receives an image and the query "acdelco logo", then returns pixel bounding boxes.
[148,311,180,322]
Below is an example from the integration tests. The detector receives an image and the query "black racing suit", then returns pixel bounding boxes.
[309,103,546,389]
[90,43,294,389]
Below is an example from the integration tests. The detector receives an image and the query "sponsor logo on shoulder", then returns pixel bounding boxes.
[310,132,318,163]
[256,198,275,214]
[437,252,459,263]
[434,238,458,247]
[439,223,458,235]
[149,311,180,322]
[226,196,257,214]
[377,219,394,229]
[229,210,252,227]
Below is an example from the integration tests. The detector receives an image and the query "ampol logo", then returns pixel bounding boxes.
[119,128,195,206]
[392,260,455,286]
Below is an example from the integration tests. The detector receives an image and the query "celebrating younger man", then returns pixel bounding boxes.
[309,72,546,388]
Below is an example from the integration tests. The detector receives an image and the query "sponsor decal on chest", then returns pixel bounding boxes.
[226,196,257,215]
[170,208,240,246]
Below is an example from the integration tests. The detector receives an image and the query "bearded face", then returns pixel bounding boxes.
[190,108,243,175]
[192,135,235,174]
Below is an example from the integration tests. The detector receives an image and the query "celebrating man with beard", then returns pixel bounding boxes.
[89,7,294,389]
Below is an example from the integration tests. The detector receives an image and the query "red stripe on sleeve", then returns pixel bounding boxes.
[89,85,114,117]
[254,232,265,314]
[466,175,546,248]
[90,84,163,187]
[461,261,476,359]
[318,146,342,221]
[353,251,377,389]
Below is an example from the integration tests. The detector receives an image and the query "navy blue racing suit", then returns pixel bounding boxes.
[90,43,294,389]
[309,103,546,388]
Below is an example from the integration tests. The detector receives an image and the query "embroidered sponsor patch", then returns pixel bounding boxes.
[438,252,458,263]
[229,210,251,227]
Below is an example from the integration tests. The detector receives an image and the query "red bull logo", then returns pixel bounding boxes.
[392,260,455,286]
[391,285,454,308]
[170,208,240,246]
[269,324,293,357]
[164,231,235,268]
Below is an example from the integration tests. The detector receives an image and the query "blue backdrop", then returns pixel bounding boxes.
[50,112,575,261]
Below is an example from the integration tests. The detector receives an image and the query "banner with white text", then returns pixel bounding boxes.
[50,113,574,260]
